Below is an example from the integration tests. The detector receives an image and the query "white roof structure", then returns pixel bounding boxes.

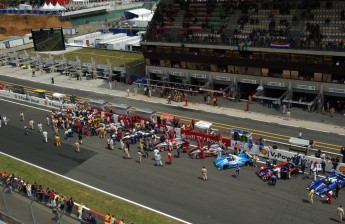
[46,2,54,10]
[126,8,154,28]
[41,2,49,10]
[55,2,66,10]
[126,8,152,18]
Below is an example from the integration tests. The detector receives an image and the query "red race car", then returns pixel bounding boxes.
[188,144,224,159]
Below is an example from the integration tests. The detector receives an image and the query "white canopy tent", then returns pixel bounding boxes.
[41,2,66,11]
[46,2,55,10]
[55,2,66,10]
[40,2,49,10]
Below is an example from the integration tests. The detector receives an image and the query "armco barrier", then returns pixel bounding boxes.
[0,9,62,15]
[0,90,76,110]
[246,144,345,173]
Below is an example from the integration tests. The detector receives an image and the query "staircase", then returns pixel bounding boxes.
[168,9,185,36]
[226,10,242,35]
[127,62,146,78]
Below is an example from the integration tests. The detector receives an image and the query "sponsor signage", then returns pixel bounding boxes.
[296,84,316,91]
[245,144,343,173]
[328,88,345,94]
[82,63,92,67]
[97,64,108,69]
[113,67,125,72]
[215,76,231,81]
[241,79,257,84]
[152,69,163,74]
[0,90,76,110]
[191,74,207,79]
[0,91,12,98]
[267,81,285,87]
[171,71,185,77]
[68,61,78,65]
[74,40,83,44]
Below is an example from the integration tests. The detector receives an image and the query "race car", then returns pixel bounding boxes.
[154,138,186,151]
[96,123,122,133]
[214,153,253,170]
[307,171,345,197]
[188,144,223,159]
[257,162,298,181]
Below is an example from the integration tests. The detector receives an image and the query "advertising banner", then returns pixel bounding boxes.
[0,90,76,110]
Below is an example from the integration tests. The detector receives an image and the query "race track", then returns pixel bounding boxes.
[0,97,343,224]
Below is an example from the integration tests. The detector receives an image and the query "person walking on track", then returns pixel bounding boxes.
[337,205,344,223]
[20,112,24,121]
[309,189,314,204]
[201,166,208,180]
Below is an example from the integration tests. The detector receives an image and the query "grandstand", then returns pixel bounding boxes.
[141,0,345,113]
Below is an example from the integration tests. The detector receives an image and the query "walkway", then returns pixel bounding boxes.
[0,66,344,136]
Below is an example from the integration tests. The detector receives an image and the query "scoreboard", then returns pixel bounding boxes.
[31,28,66,52]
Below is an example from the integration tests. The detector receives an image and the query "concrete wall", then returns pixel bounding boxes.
[0,211,24,224]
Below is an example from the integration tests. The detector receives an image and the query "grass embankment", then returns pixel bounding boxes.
[0,154,180,224]
[20,48,144,67]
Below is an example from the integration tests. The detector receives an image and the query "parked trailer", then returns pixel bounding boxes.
[63,28,77,36]
[106,36,141,51]
[107,103,131,116]
[134,108,157,123]
[5,37,24,48]
[22,34,33,44]
[95,33,127,44]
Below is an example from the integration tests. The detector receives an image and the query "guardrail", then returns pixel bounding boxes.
[265,139,342,158]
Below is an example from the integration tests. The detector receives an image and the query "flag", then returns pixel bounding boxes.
[270,42,290,48]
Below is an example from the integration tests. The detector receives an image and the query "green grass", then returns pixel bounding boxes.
[20,48,144,67]
[0,154,181,224]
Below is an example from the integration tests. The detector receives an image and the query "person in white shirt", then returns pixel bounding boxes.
[3,115,7,125]
[43,131,48,142]
[38,122,43,133]
[153,148,159,161]
[156,153,163,166]
[64,129,69,140]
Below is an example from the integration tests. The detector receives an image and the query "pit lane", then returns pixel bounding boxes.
[0,76,343,153]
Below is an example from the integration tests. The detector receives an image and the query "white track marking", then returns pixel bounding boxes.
[0,152,193,224]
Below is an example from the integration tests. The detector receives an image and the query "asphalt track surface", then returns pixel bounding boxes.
[0,75,343,153]
[0,98,344,223]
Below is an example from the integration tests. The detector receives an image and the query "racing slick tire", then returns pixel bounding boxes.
[223,165,229,170]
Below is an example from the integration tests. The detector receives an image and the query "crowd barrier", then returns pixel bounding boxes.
[0,90,76,110]
[245,143,345,173]
[0,9,63,15]
[0,174,107,224]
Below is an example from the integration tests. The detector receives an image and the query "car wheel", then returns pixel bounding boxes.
[223,165,229,170]
[195,154,199,159]
[245,161,249,166]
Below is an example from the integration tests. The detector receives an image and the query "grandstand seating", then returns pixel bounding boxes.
[145,0,345,51]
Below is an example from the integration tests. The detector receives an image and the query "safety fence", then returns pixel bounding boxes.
[0,9,63,15]
[0,176,112,224]
[0,190,79,224]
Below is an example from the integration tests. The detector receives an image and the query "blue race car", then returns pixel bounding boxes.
[214,153,253,170]
[307,171,345,197]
